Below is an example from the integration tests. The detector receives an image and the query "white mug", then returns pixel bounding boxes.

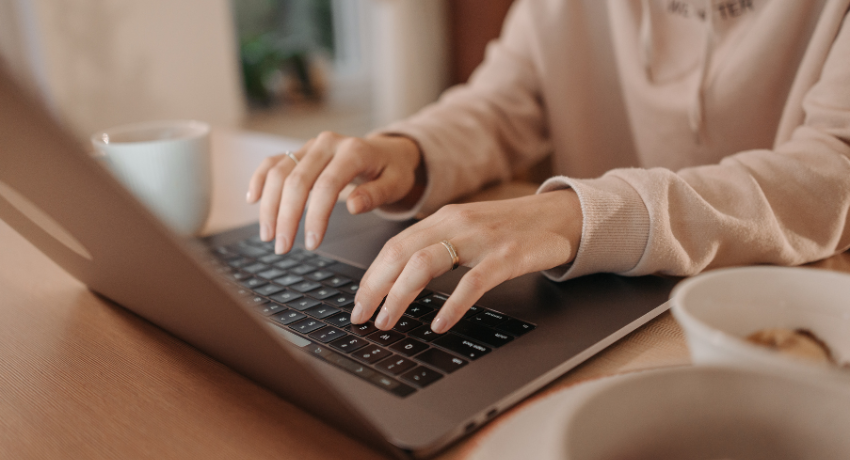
[91,120,212,236]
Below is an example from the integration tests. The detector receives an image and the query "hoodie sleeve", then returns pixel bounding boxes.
[541,8,850,281]
[372,0,552,220]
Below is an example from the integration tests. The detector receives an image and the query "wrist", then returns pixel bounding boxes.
[539,188,583,265]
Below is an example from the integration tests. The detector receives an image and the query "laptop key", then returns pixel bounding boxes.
[433,333,491,360]
[249,296,268,306]
[352,345,392,364]
[495,318,536,336]
[416,296,441,307]
[290,264,316,276]
[240,277,266,288]
[462,305,484,319]
[305,345,375,379]
[450,320,514,348]
[416,289,433,300]
[227,257,252,268]
[306,270,334,281]
[325,294,354,309]
[272,310,306,325]
[393,317,422,333]
[305,256,336,268]
[309,327,346,343]
[304,304,340,319]
[326,312,352,328]
[369,330,405,347]
[389,338,429,357]
[258,253,285,264]
[347,322,378,336]
[408,325,439,342]
[403,303,434,318]
[323,275,351,288]
[419,311,438,323]
[470,310,508,327]
[376,356,417,375]
[242,262,270,274]
[254,283,285,297]
[289,318,324,334]
[253,301,286,316]
[286,297,321,311]
[340,283,359,294]
[229,271,252,281]
[270,290,303,304]
[273,258,300,270]
[234,245,268,258]
[273,274,304,286]
[329,335,368,353]
[291,280,322,293]
[415,348,468,374]
[257,268,287,280]
[400,366,443,388]
[307,286,339,300]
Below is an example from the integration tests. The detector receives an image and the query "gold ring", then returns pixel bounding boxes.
[440,240,459,271]
[284,150,299,166]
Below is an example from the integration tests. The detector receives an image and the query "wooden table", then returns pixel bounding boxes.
[1,129,847,459]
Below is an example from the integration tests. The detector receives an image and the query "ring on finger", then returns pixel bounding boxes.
[441,240,460,271]
[283,150,299,166]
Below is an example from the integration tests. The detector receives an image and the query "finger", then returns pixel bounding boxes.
[373,243,453,330]
[303,138,372,250]
[346,168,410,215]
[351,223,447,323]
[257,155,296,242]
[431,258,510,333]
[274,134,337,253]
[247,154,285,205]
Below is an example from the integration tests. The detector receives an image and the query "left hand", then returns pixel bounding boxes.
[350,189,583,333]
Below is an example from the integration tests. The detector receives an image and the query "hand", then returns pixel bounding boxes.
[351,189,583,333]
[247,132,422,254]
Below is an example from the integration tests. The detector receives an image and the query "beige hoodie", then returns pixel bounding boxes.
[378,0,850,280]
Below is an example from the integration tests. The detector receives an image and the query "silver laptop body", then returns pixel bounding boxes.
[0,65,675,458]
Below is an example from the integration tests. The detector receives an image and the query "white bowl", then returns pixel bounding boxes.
[469,366,850,460]
[563,366,850,460]
[671,266,850,382]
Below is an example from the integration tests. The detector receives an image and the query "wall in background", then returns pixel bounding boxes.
[0,0,245,140]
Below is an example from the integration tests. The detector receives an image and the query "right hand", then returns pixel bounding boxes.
[246,131,423,254]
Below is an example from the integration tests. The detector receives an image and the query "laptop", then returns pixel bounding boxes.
[0,64,676,458]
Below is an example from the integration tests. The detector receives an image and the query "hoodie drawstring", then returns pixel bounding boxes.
[639,0,716,144]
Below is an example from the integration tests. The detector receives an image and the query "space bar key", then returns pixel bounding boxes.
[433,333,491,360]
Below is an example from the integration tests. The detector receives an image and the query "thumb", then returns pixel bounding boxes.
[346,170,411,214]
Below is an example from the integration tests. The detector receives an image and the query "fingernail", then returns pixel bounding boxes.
[351,302,364,323]
[275,235,288,254]
[246,190,253,203]
[260,223,271,241]
[349,194,370,214]
[375,306,390,329]
[432,316,446,334]
[306,231,318,250]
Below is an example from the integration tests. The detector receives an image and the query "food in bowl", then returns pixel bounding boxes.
[746,327,850,369]
[746,327,832,363]
[670,266,850,383]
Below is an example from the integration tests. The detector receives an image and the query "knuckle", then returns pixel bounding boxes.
[409,249,434,271]
[313,175,342,194]
[316,130,338,144]
[462,270,489,294]
[284,171,308,191]
[260,156,278,169]
[383,238,407,265]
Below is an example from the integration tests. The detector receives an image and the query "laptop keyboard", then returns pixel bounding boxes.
[210,235,535,398]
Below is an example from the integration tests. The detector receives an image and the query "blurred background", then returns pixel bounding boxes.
[0,0,514,143]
